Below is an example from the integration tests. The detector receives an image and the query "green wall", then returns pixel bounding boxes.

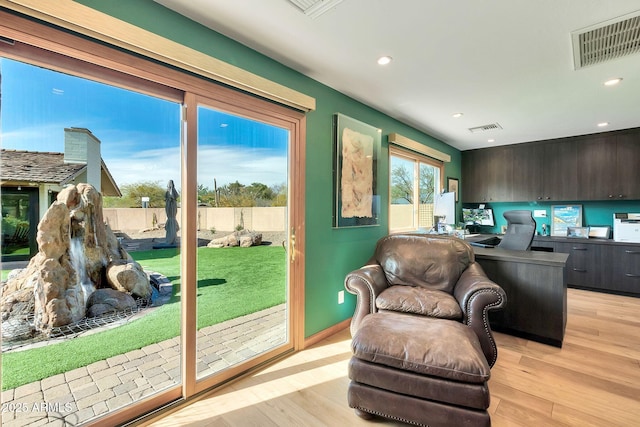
[76,0,461,337]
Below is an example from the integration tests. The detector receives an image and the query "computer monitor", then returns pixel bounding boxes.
[462,208,496,227]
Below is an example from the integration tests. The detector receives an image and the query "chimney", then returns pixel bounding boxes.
[64,127,102,190]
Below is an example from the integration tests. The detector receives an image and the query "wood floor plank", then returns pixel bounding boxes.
[551,402,618,427]
[493,399,569,427]
[489,381,554,417]
[146,289,640,427]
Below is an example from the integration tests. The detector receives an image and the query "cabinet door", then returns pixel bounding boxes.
[576,135,616,200]
[541,141,578,201]
[462,150,486,203]
[555,241,601,288]
[484,146,513,202]
[511,143,543,201]
[616,133,640,200]
[604,245,640,295]
[462,147,513,202]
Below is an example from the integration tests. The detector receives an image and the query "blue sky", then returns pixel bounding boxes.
[0,58,288,190]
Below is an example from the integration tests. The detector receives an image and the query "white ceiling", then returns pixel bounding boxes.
[155,0,640,151]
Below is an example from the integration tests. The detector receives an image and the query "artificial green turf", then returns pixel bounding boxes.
[1,245,286,390]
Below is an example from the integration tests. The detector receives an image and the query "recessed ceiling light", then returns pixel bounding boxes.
[604,78,623,86]
[452,113,463,118]
[487,139,495,143]
[377,56,392,65]
[597,122,609,127]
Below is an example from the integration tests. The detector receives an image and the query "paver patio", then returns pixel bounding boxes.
[1,304,286,426]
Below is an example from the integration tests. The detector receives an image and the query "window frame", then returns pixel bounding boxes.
[389,145,444,233]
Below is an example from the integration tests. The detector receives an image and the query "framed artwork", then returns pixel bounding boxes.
[447,177,459,202]
[567,226,590,238]
[588,226,611,239]
[551,205,583,236]
[333,113,381,227]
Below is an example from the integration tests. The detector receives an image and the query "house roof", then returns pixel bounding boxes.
[0,149,122,196]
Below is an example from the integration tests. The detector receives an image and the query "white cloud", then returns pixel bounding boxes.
[2,124,287,191]
[105,145,287,191]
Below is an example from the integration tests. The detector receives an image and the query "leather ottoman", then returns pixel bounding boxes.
[348,312,492,427]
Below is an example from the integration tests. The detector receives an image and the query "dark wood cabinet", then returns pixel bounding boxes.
[473,246,568,347]
[462,146,512,203]
[576,135,615,200]
[540,141,578,201]
[602,245,640,294]
[461,128,639,203]
[554,241,601,289]
[510,143,542,201]
[532,236,640,297]
[461,149,486,203]
[573,133,640,200]
[615,133,640,200]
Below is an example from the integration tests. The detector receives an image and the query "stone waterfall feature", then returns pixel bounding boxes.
[1,183,152,338]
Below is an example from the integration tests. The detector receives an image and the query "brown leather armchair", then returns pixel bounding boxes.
[344,234,507,426]
[345,233,506,366]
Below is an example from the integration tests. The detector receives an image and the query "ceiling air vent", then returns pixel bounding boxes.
[288,0,344,19]
[572,10,640,69]
[468,123,502,133]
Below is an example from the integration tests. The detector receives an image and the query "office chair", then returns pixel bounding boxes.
[498,210,536,251]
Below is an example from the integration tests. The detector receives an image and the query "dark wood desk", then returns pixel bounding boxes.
[467,240,569,347]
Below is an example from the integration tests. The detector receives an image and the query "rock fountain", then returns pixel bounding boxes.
[1,183,153,339]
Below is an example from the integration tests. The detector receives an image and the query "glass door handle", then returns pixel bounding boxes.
[289,228,296,262]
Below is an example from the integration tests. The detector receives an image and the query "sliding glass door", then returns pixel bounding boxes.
[193,103,291,386]
[0,16,306,423]
[0,57,183,426]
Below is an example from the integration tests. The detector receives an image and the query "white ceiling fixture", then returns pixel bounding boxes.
[377,56,392,65]
[604,78,623,86]
[288,0,344,19]
[572,10,640,70]
[469,123,502,133]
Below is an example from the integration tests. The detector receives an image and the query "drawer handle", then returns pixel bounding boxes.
[572,247,587,251]
[625,250,640,254]
[573,268,587,272]
[625,273,640,278]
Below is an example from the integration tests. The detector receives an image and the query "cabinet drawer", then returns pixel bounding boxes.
[610,247,640,294]
[555,242,601,288]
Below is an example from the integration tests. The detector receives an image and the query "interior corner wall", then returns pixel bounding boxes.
[76,0,462,337]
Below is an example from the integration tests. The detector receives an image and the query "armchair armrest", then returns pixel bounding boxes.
[454,262,507,367]
[344,263,389,335]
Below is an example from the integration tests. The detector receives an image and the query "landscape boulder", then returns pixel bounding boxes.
[86,289,137,318]
[106,261,153,299]
[207,230,263,248]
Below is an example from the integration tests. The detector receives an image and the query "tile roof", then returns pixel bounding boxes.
[1,149,86,184]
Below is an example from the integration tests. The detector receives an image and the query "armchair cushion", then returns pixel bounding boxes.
[376,287,462,319]
[375,234,473,293]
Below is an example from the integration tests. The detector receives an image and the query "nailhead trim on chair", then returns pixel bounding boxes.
[354,406,427,427]
[465,288,504,367]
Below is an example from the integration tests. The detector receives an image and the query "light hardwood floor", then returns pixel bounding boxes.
[145,289,640,426]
